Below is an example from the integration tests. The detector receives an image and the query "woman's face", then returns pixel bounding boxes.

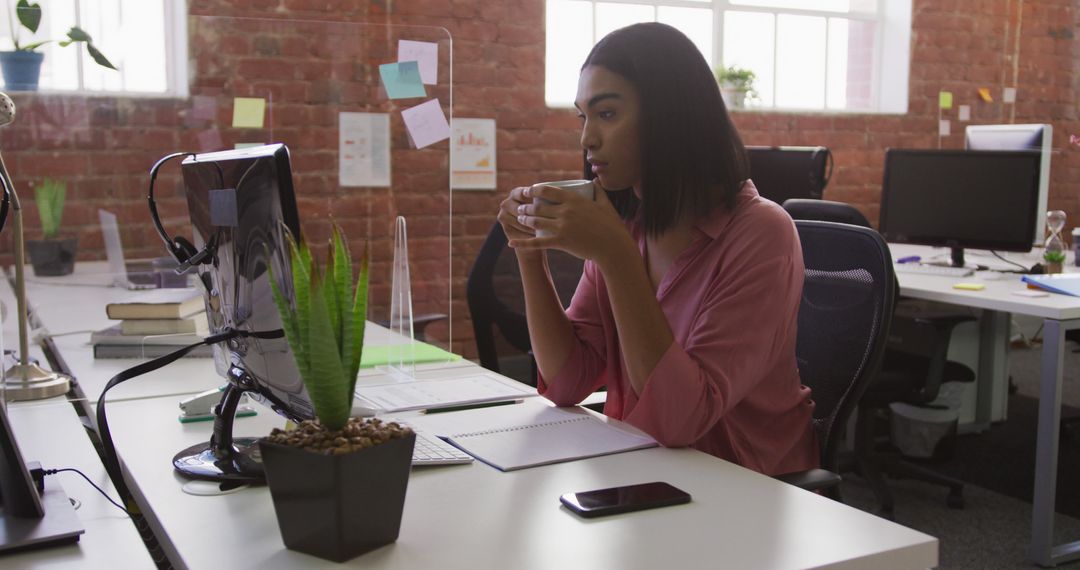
[576,65,642,193]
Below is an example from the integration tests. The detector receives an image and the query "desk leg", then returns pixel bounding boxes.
[1030,318,1080,567]
[974,310,1009,430]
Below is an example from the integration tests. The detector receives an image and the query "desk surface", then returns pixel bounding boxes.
[107,396,937,570]
[4,401,153,569]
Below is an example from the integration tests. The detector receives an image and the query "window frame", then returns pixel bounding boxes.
[546,0,910,114]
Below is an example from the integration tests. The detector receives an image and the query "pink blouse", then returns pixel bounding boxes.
[538,181,818,476]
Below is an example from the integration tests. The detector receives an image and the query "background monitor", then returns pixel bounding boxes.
[964,123,1052,245]
[746,146,833,204]
[172,143,309,482]
[879,149,1041,267]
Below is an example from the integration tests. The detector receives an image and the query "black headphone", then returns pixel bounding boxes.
[147,151,214,272]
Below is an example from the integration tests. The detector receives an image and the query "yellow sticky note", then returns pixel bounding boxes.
[938,91,953,109]
[232,97,266,129]
[953,283,985,291]
[977,87,993,102]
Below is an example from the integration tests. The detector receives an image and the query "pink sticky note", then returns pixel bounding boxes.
[401,99,450,149]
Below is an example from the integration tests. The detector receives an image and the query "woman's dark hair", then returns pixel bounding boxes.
[582,22,749,236]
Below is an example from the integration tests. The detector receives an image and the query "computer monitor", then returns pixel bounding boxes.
[746,146,832,204]
[879,149,1041,268]
[171,143,310,482]
[964,124,1052,245]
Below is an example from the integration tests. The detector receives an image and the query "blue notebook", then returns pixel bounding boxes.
[1021,273,1080,297]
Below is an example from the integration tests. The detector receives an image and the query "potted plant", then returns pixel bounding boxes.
[1,0,116,91]
[25,178,76,276]
[259,225,416,563]
[715,65,757,109]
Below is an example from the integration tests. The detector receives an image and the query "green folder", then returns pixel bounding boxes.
[359,343,461,368]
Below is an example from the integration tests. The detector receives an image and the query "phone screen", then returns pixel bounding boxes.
[560,482,690,518]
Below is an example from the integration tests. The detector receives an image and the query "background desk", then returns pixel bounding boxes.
[889,243,1080,566]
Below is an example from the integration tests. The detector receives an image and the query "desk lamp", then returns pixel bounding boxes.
[0,92,71,400]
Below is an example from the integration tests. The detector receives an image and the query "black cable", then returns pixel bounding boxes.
[44,467,132,516]
[990,250,1031,272]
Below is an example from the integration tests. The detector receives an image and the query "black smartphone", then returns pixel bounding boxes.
[559,481,691,518]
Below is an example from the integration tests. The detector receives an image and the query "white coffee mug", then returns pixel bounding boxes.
[532,179,595,237]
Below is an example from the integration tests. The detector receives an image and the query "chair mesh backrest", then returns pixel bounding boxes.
[782,199,871,228]
[794,221,895,471]
[467,222,583,373]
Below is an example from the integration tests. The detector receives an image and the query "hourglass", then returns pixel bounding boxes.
[1045,210,1067,273]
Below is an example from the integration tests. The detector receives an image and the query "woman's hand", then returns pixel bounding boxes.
[509,183,635,267]
[498,185,541,244]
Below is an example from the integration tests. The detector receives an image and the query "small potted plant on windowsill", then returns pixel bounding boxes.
[26,178,76,276]
[259,225,416,563]
[1,0,116,91]
[715,65,757,109]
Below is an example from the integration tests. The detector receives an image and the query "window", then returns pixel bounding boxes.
[0,0,187,96]
[545,0,911,113]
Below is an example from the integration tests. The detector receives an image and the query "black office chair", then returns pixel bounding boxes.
[783,199,971,517]
[466,222,584,386]
[747,146,833,204]
[774,220,895,498]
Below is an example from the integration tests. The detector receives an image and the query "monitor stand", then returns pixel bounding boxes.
[927,247,980,270]
[0,475,84,554]
[172,365,266,483]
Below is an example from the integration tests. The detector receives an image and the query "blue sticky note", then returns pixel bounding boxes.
[379,61,426,99]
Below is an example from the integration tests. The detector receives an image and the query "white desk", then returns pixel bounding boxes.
[890,244,1080,567]
[105,396,937,570]
[3,401,154,568]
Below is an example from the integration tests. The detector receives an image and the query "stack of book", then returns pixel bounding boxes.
[91,289,212,359]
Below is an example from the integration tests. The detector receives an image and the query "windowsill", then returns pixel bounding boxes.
[4,88,187,99]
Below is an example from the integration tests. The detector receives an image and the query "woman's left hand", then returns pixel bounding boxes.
[509,183,635,266]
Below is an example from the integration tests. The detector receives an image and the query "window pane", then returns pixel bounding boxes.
[658,7,714,69]
[826,18,847,109]
[729,0,876,14]
[834,17,876,111]
[80,0,168,93]
[546,0,594,106]
[595,2,655,39]
[723,11,775,106]
[775,14,826,109]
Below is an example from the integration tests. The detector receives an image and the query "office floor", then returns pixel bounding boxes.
[840,340,1080,569]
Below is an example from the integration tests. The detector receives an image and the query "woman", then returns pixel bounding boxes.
[497,23,816,476]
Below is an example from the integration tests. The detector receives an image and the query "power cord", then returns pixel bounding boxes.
[990,250,1035,273]
[42,467,132,516]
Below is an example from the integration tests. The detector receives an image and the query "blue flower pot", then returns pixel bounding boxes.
[0,51,44,91]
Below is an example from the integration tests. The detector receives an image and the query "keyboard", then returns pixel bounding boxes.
[412,431,473,466]
[894,263,973,277]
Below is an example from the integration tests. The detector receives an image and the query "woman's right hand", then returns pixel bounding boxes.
[498,185,538,245]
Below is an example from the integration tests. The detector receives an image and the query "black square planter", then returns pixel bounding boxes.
[258,432,416,562]
[26,238,77,276]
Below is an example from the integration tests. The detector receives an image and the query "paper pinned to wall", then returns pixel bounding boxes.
[339,112,391,187]
[232,97,266,128]
[191,95,216,121]
[379,61,426,99]
[958,105,971,121]
[398,39,439,85]
[452,118,497,190]
[235,142,262,149]
[1003,87,1017,103]
[939,119,951,137]
[402,99,451,150]
[938,91,953,110]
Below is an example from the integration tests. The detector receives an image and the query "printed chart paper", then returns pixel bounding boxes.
[398,39,439,85]
[402,99,451,150]
[339,112,391,187]
[452,118,497,190]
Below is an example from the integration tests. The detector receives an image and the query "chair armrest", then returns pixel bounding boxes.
[773,468,842,492]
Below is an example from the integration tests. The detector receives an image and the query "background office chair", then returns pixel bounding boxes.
[775,220,895,498]
[783,199,971,517]
[746,146,833,205]
[466,222,583,386]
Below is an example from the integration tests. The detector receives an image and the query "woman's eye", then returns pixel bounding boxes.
[576,113,586,121]
[598,110,615,119]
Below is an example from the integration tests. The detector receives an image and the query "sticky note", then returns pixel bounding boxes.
[977,87,993,102]
[938,91,953,109]
[401,99,451,149]
[234,142,262,149]
[958,105,971,121]
[953,283,985,291]
[231,97,266,128]
[939,119,951,137]
[191,95,216,121]
[398,40,439,85]
[1003,87,1017,103]
[379,61,426,99]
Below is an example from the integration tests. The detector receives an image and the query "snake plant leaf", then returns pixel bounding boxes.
[16,1,41,34]
[306,281,350,431]
[323,239,342,349]
[285,234,312,373]
[33,179,65,239]
[331,227,353,372]
[268,250,305,377]
[348,245,369,394]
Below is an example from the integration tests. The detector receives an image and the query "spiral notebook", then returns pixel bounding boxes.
[443,406,657,471]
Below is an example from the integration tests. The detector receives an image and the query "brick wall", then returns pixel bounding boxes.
[2,0,1078,358]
